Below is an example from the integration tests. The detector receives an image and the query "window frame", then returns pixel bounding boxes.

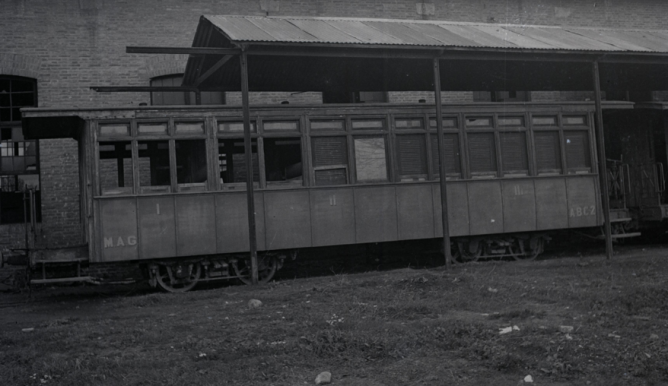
[427,115,462,181]
[0,76,40,224]
[394,116,428,182]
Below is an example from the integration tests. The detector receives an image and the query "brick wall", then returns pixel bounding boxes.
[1,0,667,249]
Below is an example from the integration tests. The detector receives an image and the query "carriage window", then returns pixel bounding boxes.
[395,118,424,129]
[532,116,557,126]
[498,117,524,126]
[534,131,562,174]
[354,137,388,182]
[138,123,168,135]
[396,135,427,180]
[264,138,302,185]
[468,133,497,177]
[564,131,591,173]
[500,132,528,176]
[138,140,171,193]
[98,141,133,195]
[218,121,256,133]
[175,140,207,192]
[99,124,129,137]
[176,122,204,134]
[311,119,345,131]
[352,119,385,130]
[218,139,259,187]
[428,118,457,129]
[431,134,461,178]
[466,117,492,128]
[563,116,586,126]
[312,137,348,186]
[263,121,299,132]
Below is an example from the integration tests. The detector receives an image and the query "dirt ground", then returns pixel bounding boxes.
[1,243,667,386]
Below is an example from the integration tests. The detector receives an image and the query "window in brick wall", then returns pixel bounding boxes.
[322,91,388,104]
[150,74,224,105]
[473,91,530,102]
[0,76,40,224]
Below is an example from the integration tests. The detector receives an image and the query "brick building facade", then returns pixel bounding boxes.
[1,0,667,250]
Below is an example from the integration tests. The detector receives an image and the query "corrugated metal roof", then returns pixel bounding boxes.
[203,15,668,53]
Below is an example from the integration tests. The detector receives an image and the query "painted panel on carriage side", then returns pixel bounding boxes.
[397,184,434,240]
[175,195,217,256]
[534,178,568,230]
[310,188,355,247]
[265,190,312,250]
[567,176,599,228]
[502,180,536,233]
[467,181,504,235]
[137,196,176,259]
[99,198,138,262]
[433,182,469,237]
[215,192,266,254]
[354,186,398,243]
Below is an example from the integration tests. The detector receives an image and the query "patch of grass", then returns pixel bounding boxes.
[487,308,546,321]
[2,248,668,385]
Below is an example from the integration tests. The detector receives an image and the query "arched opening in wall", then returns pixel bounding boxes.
[0,75,41,224]
[150,74,225,105]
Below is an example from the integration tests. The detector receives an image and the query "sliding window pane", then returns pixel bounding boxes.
[534,131,561,174]
[312,137,348,186]
[468,133,497,175]
[565,131,591,173]
[430,133,461,177]
[396,134,427,179]
[500,132,528,175]
[354,137,387,182]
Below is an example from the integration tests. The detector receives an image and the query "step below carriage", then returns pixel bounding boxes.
[14,100,667,292]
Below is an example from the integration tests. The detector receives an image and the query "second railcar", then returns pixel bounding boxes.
[22,101,629,291]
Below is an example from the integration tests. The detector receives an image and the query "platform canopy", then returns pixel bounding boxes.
[181,15,668,93]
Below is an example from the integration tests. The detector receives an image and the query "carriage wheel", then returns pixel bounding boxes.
[457,240,483,263]
[232,254,278,285]
[156,262,202,293]
[515,237,544,261]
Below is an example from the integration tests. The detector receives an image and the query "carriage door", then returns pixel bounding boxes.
[607,110,666,221]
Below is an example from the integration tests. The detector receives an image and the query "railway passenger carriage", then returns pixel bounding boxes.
[22,101,626,291]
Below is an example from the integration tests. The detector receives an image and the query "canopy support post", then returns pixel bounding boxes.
[593,60,613,260]
[433,57,452,267]
[240,49,259,284]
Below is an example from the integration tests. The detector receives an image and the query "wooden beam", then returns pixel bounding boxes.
[126,46,241,55]
[433,57,453,267]
[90,86,200,92]
[193,55,234,87]
[593,60,614,260]
[244,44,668,64]
[240,50,259,285]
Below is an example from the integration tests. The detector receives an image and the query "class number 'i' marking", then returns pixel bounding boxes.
[156,203,160,215]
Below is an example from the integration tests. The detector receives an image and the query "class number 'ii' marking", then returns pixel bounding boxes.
[570,205,595,217]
